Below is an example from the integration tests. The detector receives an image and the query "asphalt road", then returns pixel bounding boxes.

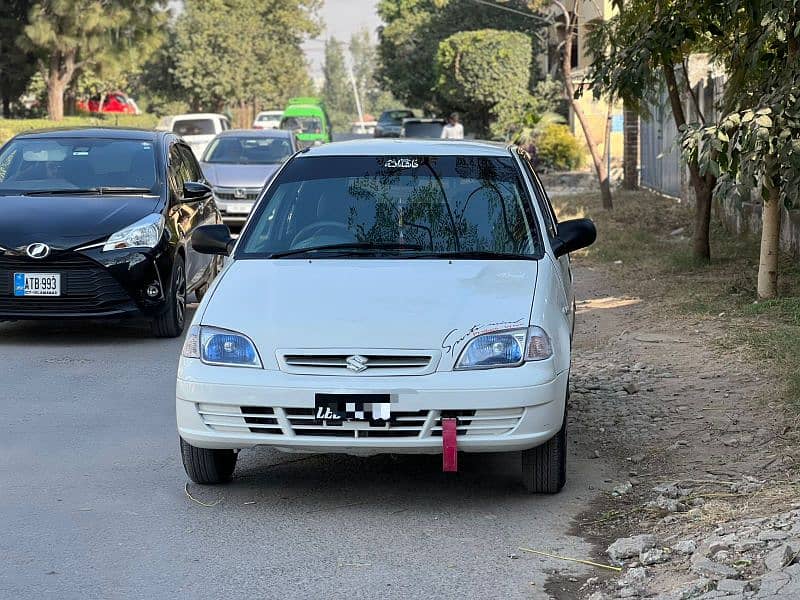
[1,302,606,600]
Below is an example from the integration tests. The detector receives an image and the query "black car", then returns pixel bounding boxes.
[0,128,221,337]
[401,118,447,139]
[373,109,415,138]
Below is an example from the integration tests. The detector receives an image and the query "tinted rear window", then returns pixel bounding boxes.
[173,119,215,136]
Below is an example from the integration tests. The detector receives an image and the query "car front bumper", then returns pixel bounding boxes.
[176,360,568,455]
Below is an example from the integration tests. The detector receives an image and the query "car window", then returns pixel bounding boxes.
[178,145,203,181]
[380,110,414,124]
[238,155,541,259]
[520,157,558,238]
[403,121,445,139]
[280,116,323,134]
[173,119,215,136]
[0,137,157,193]
[203,136,294,164]
[221,118,230,131]
[168,145,187,200]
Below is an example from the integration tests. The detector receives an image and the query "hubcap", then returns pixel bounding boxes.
[175,265,186,326]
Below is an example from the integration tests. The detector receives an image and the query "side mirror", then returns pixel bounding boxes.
[551,218,597,258]
[183,181,212,202]
[192,224,234,256]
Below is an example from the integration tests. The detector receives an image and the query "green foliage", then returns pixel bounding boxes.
[377,0,547,111]
[172,0,320,112]
[534,123,585,171]
[322,37,353,127]
[434,29,531,136]
[0,1,37,116]
[0,114,159,144]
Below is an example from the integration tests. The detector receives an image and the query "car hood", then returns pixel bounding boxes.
[202,259,538,354]
[201,163,280,188]
[0,194,161,250]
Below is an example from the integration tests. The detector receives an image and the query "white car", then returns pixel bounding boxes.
[252,110,283,130]
[176,139,596,493]
[156,113,231,158]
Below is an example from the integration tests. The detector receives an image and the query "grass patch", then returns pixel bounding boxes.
[554,188,800,406]
[0,114,160,145]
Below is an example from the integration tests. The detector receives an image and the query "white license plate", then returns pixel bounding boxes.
[226,203,252,215]
[14,273,61,297]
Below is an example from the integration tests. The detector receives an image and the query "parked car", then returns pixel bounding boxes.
[76,91,139,115]
[0,128,222,337]
[200,129,298,226]
[402,117,447,139]
[374,109,415,138]
[253,110,283,130]
[176,139,596,492]
[279,97,332,147]
[350,120,377,135]
[157,113,231,158]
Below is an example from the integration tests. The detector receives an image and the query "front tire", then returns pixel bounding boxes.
[180,437,237,484]
[152,256,187,338]
[521,411,567,494]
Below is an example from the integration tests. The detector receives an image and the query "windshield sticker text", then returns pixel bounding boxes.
[384,158,419,169]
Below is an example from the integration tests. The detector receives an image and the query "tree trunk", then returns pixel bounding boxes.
[663,61,715,261]
[757,182,782,299]
[47,79,65,121]
[558,0,613,209]
[2,93,10,119]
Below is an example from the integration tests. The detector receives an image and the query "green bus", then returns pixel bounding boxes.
[279,97,332,146]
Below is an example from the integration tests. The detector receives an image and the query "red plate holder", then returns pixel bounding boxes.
[442,418,458,472]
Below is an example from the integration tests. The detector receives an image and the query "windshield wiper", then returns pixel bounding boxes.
[405,250,535,260]
[23,187,152,196]
[269,242,424,259]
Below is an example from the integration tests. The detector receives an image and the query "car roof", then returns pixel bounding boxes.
[13,127,164,141]
[215,128,293,138]
[169,113,227,121]
[302,138,512,158]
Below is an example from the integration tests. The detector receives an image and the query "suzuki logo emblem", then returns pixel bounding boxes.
[233,188,247,199]
[345,355,369,373]
[26,243,51,259]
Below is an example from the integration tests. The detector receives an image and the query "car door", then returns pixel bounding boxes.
[167,143,202,290]
[177,143,216,290]
[520,157,575,334]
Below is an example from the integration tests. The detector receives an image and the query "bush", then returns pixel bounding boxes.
[0,114,160,145]
[534,123,586,172]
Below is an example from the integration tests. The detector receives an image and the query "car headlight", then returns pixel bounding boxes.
[102,213,165,252]
[454,326,552,370]
[182,325,262,368]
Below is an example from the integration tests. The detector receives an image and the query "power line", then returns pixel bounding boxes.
[465,0,554,25]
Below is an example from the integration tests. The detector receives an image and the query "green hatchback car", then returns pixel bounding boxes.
[279,97,332,147]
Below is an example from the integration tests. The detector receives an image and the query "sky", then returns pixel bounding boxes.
[303,0,383,82]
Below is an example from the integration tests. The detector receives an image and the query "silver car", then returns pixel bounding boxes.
[200,129,298,226]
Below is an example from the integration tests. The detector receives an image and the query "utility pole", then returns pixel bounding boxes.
[348,66,364,130]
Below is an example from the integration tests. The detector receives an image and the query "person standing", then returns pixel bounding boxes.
[440,112,464,140]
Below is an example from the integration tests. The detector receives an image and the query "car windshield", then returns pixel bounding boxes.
[280,116,322,134]
[173,119,215,136]
[404,121,445,138]
[380,110,414,124]
[237,155,540,259]
[203,136,293,164]
[0,137,158,194]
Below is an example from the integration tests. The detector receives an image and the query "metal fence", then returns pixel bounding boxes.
[640,88,682,198]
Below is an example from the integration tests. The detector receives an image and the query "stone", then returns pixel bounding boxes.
[690,556,738,580]
[613,482,633,496]
[640,548,670,565]
[617,566,648,594]
[764,544,795,571]
[711,550,730,563]
[653,483,684,499]
[586,592,612,600]
[734,538,764,553]
[758,530,790,542]
[678,578,711,599]
[674,540,698,555]
[756,563,800,597]
[607,534,659,562]
[708,541,730,555]
[716,578,747,594]
[623,382,640,395]
[648,495,685,513]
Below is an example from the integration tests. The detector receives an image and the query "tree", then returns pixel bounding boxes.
[554,0,613,209]
[434,30,532,136]
[349,28,378,115]
[683,0,800,297]
[377,0,546,112]
[172,0,319,114]
[21,0,165,120]
[584,0,716,257]
[322,37,354,126]
[0,0,37,117]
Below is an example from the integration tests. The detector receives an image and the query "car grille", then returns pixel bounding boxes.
[279,351,437,376]
[197,404,523,439]
[0,252,132,315]
[213,187,260,202]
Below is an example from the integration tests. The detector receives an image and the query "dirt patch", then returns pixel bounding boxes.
[544,190,800,598]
